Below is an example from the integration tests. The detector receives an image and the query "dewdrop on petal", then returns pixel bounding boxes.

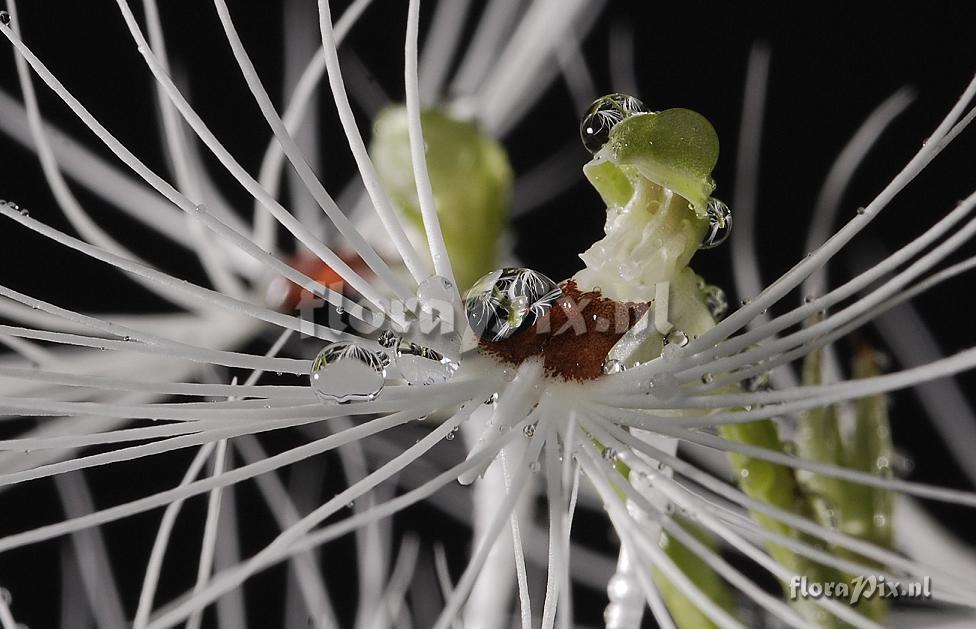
[310,341,388,404]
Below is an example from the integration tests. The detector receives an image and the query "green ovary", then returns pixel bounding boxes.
[370,106,512,290]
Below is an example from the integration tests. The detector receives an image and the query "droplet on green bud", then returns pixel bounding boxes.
[370,106,512,290]
[585,108,719,215]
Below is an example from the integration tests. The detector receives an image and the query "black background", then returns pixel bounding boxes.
[1,1,975,627]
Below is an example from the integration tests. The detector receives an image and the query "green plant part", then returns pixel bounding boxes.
[588,108,719,215]
[653,517,737,629]
[370,106,512,290]
[578,95,879,627]
[577,98,736,626]
[846,344,894,551]
[795,340,894,621]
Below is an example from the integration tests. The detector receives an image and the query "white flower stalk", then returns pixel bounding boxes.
[0,2,975,629]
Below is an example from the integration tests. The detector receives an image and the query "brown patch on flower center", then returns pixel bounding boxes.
[479,280,650,381]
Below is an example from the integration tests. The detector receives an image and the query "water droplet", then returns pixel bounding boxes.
[602,447,617,462]
[702,284,728,320]
[379,321,459,387]
[701,372,714,384]
[743,370,770,392]
[617,261,641,282]
[699,198,732,249]
[377,329,399,348]
[664,329,689,348]
[4,200,24,216]
[445,432,455,441]
[892,450,913,474]
[391,336,459,386]
[607,573,635,600]
[523,424,536,438]
[856,206,866,215]
[346,501,355,509]
[873,513,887,528]
[649,373,678,399]
[825,508,839,529]
[484,392,498,405]
[739,468,750,479]
[0,11,9,26]
[309,341,386,404]
[528,460,541,473]
[415,275,460,325]
[465,267,560,342]
[579,93,648,154]
[603,358,624,375]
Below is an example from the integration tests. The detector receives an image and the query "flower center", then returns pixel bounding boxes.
[478,280,649,381]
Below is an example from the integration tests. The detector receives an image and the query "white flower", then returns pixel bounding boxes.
[1,2,975,629]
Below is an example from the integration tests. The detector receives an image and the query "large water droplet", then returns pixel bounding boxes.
[393,336,459,385]
[464,267,560,341]
[580,93,648,154]
[0,11,10,26]
[699,197,732,249]
[310,341,387,403]
[379,327,459,386]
